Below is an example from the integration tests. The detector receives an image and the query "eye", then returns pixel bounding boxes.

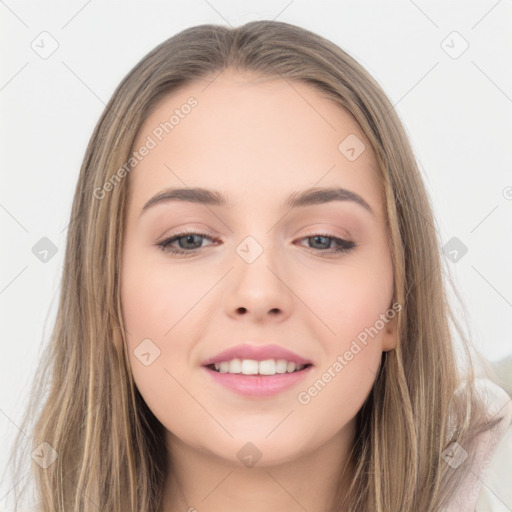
[156,231,218,256]
[294,234,356,256]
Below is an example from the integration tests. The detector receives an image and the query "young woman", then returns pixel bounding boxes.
[10,20,511,512]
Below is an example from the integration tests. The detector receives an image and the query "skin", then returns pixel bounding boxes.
[120,69,398,512]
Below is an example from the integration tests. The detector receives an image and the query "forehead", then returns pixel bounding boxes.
[128,69,382,213]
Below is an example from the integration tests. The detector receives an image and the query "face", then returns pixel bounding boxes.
[120,69,398,466]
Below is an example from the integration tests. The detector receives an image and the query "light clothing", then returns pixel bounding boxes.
[445,379,512,512]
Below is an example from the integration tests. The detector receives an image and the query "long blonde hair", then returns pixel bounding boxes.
[9,20,500,511]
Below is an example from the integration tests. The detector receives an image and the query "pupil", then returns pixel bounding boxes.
[313,236,329,249]
[182,234,199,248]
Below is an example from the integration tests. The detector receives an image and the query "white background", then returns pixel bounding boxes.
[1,0,511,508]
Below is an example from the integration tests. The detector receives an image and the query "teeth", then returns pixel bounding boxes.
[241,359,259,375]
[212,358,306,375]
[286,361,296,372]
[228,358,242,373]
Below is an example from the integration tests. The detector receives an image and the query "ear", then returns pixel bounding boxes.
[381,307,399,352]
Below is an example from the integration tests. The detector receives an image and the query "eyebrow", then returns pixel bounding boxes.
[140,186,374,216]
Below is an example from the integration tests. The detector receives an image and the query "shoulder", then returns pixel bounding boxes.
[444,378,512,512]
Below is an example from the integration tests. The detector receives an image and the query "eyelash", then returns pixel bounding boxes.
[156,231,356,257]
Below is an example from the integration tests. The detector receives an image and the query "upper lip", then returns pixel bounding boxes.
[201,343,313,367]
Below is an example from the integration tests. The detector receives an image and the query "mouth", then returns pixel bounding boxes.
[200,343,314,396]
[202,360,314,397]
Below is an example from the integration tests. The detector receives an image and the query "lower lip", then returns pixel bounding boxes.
[202,365,313,397]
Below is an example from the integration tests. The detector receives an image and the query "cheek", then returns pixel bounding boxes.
[121,249,211,343]
[120,251,194,398]
[298,250,394,348]
[293,261,392,425]
[120,245,228,387]
[120,259,210,436]
[122,268,177,341]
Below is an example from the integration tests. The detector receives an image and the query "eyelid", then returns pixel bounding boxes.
[298,224,352,240]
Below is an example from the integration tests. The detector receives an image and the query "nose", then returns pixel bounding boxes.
[224,236,293,323]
